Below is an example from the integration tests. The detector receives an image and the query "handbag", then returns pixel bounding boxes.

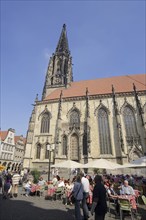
[71,184,82,204]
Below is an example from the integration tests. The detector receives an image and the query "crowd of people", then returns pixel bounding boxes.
[0,170,146,220]
[43,172,146,220]
[46,173,146,220]
[0,170,21,198]
[0,170,48,198]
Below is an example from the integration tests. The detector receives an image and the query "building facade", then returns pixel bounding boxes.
[23,25,146,171]
[0,129,26,171]
[13,135,26,170]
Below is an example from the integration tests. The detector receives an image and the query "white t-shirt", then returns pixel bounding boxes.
[25,181,31,189]
[81,177,89,193]
[120,185,135,195]
[58,181,65,187]
[38,179,46,186]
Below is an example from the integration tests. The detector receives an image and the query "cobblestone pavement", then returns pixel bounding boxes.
[0,188,146,220]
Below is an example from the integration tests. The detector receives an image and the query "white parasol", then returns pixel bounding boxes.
[51,159,83,169]
[83,158,123,169]
[122,156,146,168]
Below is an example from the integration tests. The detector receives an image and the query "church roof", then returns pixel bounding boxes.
[44,74,146,101]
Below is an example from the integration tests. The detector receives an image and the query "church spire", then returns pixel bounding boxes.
[55,24,69,54]
[42,24,73,100]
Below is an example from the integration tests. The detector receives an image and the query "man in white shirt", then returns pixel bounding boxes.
[120,180,135,195]
[80,172,90,220]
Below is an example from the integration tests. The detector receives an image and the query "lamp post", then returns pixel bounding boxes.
[47,143,55,181]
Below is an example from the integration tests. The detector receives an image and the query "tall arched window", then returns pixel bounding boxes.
[70,110,80,128]
[98,108,112,154]
[41,113,50,133]
[123,106,138,138]
[62,135,67,156]
[83,133,88,155]
[70,134,79,161]
[36,144,41,159]
[45,144,49,159]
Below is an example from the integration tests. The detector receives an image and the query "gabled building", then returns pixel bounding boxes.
[0,129,26,171]
[0,128,15,169]
[23,25,146,171]
[14,135,26,170]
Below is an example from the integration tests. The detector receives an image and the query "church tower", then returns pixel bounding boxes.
[42,24,73,100]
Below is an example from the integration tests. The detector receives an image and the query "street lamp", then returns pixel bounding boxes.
[47,143,55,181]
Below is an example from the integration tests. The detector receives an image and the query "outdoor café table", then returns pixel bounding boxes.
[47,185,56,197]
[134,190,140,198]
[31,184,37,193]
[117,195,137,210]
[35,185,41,192]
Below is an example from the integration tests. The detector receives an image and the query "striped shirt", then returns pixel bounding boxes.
[12,173,20,185]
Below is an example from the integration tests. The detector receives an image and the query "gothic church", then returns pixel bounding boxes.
[23,25,146,171]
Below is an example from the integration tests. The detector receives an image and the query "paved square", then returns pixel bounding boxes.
[0,189,145,220]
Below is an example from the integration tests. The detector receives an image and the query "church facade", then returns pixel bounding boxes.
[23,25,146,171]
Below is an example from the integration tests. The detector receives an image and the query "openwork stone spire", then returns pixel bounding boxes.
[42,24,73,100]
[55,24,69,54]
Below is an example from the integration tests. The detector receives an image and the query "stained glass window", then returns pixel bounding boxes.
[36,144,41,159]
[45,145,49,159]
[70,111,80,127]
[123,106,138,138]
[41,113,50,133]
[98,108,112,154]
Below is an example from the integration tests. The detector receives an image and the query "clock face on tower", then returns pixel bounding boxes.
[55,77,62,85]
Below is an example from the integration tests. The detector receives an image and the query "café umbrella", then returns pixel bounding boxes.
[83,158,123,169]
[122,156,146,168]
[51,159,84,169]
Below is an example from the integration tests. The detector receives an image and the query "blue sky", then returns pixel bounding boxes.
[1,0,145,136]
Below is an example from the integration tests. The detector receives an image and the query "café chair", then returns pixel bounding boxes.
[38,185,46,197]
[118,198,134,220]
[54,187,64,200]
[107,194,117,217]
[141,195,146,205]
